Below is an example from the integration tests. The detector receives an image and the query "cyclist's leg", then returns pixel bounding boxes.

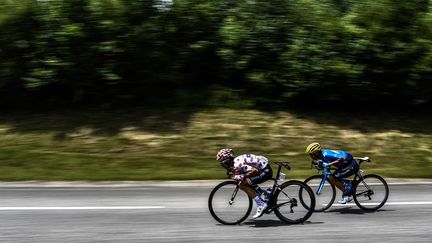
[331,168,352,204]
[328,173,345,192]
[238,180,267,218]
[246,166,273,186]
[238,180,257,198]
[241,166,273,198]
[237,165,272,190]
[238,168,272,205]
[247,166,273,200]
[245,166,273,218]
[334,162,359,196]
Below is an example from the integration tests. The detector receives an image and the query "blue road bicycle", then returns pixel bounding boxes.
[302,157,389,212]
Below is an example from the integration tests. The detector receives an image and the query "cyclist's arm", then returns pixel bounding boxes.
[244,167,259,178]
[328,156,346,166]
[232,164,259,178]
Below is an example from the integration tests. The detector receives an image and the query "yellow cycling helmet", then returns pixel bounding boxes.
[306,142,322,154]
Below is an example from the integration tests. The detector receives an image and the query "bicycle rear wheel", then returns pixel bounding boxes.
[208,181,252,225]
[274,180,315,224]
[353,174,389,211]
[303,175,336,212]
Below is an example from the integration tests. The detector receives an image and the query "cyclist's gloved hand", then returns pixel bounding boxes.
[232,174,244,181]
[322,162,329,168]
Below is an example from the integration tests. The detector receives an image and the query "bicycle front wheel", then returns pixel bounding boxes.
[274,180,315,224]
[208,181,252,225]
[303,175,336,212]
[353,174,389,211]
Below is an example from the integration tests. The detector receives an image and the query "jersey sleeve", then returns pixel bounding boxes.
[233,160,254,174]
[257,156,269,168]
[322,149,351,167]
[234,154,268,172]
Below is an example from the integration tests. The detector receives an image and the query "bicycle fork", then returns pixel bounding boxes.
[316,173,329,195]
[229,187,240,205]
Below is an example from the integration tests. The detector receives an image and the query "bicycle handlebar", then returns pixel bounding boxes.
[310,160,336,172]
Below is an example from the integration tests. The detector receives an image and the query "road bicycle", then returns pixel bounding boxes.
[303,157,389,212]
[208,162,315,225]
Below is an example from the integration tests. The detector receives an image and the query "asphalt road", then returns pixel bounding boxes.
[0,180,431,243]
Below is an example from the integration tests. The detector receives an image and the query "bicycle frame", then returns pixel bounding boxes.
[260,162,295,212]
[304,157,388,212]
[230,162,290,212]
[314,161,370,197]
[352,171,375,199]
[267,162,287,197]
[316,167,332,195]
[232,161,309,214]
[209,161,316,224]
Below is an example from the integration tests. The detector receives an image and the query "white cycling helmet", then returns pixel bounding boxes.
[216,148,234,165]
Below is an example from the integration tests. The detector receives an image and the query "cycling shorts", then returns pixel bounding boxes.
[246,165,273,185]
[333,160,359,179]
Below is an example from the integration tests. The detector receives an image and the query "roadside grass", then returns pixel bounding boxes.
[0,107,431,180]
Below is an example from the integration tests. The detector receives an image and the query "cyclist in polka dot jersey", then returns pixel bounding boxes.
[216,149,273,219]
[233,154,269,184]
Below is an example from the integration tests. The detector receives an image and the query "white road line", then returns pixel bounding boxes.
[0,188,158,191]
[0,206,166,211]
[387,182,432,185]
[0,181,430,189]
[332,202,432,206]
[308,182,432,186]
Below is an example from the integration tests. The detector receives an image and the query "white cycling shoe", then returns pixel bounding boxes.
[252,203,268,219]
[338,195,353,204]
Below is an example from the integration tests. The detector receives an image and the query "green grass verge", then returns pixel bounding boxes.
[0,107,431,180]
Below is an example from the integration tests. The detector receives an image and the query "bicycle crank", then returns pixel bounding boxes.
[290,198,298,213]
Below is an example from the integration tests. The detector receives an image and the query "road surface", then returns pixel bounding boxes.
[0,180,431,242]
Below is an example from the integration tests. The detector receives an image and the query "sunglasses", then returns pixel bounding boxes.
[219,158,230,165]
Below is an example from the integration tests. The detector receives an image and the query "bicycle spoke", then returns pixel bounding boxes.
[304,175,336,212]
[274,181,315,224]
[209,181,252,225]
[277,187,293,201]
[354,174,389,211]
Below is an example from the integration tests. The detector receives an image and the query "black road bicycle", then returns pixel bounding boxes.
[208,162,315,225]
[303,157,389,212]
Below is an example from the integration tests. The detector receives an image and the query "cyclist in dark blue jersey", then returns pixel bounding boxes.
[306,142,359,204]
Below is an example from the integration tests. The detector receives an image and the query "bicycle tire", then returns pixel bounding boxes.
[274,180,315,224]
[303,175,336,212]
[208,181,253,225]
[353,174,389,211]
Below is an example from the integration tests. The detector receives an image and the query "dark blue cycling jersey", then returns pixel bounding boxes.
[321,149,353,168]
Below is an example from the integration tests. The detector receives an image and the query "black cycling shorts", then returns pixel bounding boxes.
[246,165,273,185]
[333,160,359,179]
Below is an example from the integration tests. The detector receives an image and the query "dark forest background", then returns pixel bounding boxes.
[1,0,431,110]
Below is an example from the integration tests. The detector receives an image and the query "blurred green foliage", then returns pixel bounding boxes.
[0,0,431,108]
[0,108,431,180]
